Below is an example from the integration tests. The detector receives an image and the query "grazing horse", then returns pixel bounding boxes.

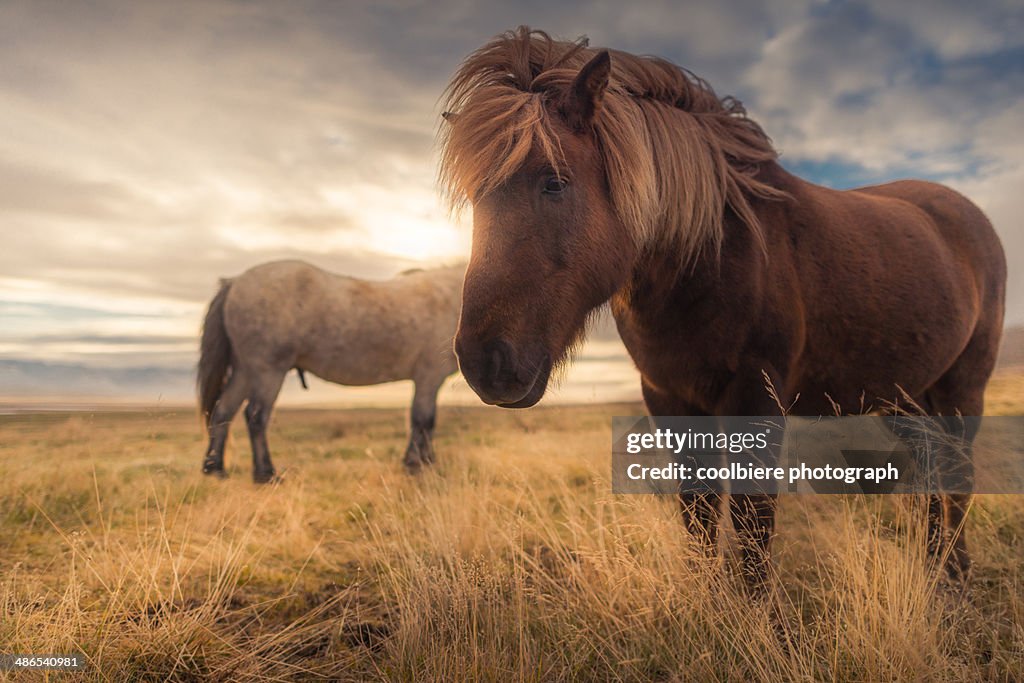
[198,260,464,481]
[440,27,1005,587]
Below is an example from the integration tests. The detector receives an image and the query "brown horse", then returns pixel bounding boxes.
[440,27,1006,587]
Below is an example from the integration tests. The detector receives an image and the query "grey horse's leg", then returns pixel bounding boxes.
[403,377,443,473]
[245,370,286,484]
[202,369,249,477]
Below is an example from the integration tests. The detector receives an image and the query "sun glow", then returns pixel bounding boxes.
[322,182,470,263]
[363,213,468,262]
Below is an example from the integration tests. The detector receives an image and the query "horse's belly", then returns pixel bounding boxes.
[796,323,969,408]
[618,282,975,414]
[802,276,976,402]
[309,366,409,387]
[300,347,415,387]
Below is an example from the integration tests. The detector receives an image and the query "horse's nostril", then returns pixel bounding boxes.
[456,334,529,403]
[480,338,516,388]
[488,345,504,382]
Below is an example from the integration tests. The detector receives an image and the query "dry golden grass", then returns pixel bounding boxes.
[0,373,1022,681]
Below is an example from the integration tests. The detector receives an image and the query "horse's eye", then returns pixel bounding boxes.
[542,176,568,195]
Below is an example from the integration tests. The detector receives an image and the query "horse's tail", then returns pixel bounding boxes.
[198,279,233,427]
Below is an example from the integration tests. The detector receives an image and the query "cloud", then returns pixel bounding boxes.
[0,158,151,220]
[743,2,1022,170]
[0,3,472,339]
[739,1,1024,321]
[0,0,1020,396]
[864,0,1024,60]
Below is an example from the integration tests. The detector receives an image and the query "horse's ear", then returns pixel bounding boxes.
[563,50,611,130]
[441,111,459,125]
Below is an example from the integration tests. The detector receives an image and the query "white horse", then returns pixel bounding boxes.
[198,260,464,481]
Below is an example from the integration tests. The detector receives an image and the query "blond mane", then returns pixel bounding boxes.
[439,26,785,263]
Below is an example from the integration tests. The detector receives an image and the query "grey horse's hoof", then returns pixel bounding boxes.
[202,463,228,478]
[403,437,435,474]
[252,470,279,484]
[403,443,436,474]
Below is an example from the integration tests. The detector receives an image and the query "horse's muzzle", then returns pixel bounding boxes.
[455,336,551,408]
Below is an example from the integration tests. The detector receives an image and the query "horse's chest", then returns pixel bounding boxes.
[616,319,737,408]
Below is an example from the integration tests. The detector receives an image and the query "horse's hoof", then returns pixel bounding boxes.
[936,569,971,602]
[202,465,227,479]
[253,471,279,484]
[403,457,425,475]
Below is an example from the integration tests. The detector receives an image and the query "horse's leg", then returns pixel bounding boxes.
[925,494,946,568]
[245,369,286,484]
[921,336,989,584]
[718,367,785,592]
[728,493,778,589]
[945,493,973,583]
[891,412,950,571]
[681,488,724,552]
[640,381,723,555]
[403,376,443,473]
[202,368,249,477]
[919,419,975,584]
[934,414,979,584]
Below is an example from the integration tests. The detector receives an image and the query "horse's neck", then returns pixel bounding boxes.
[612,241,726,328]
[611,162,795,332]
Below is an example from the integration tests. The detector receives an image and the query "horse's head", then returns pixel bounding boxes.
[449,51,636,407]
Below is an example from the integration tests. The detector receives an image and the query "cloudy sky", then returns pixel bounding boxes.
[0,0,1021,405]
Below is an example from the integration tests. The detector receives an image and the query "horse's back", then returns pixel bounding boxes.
[847,179,1006,332]
[779,176,1006,408]
[852,179,1006,406]
[222,260,338,366]
[221,260,462,384]
[850,179,1006,290]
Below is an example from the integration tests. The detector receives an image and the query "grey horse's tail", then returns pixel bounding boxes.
[198,279,233,427]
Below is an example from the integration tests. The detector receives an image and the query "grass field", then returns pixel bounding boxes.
[1,373,1023,681]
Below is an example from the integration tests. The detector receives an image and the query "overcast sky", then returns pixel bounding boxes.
[0,0,1021,402]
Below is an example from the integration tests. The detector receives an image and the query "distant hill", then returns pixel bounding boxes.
[1,323,1019,408]
[0,360,194,403]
